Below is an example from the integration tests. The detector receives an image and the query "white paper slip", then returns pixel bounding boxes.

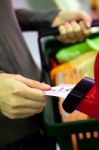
[43,84,75,99]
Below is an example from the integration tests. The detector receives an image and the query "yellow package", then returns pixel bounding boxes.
[50,51,98,84]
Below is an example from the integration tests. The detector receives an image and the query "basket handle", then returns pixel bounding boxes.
[38,19,99,76]
[39,19,99,37]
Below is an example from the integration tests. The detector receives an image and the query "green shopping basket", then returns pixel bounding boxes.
[38,26,99,150]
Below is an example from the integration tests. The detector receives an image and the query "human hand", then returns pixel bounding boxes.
[0,73,51,119]
[52,10,92,43]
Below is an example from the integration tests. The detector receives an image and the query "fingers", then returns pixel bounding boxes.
[1,106,44,119]
[4,95,47,109]
[52,10,92,27]
[0,96,47,119]
[57,19,91,43]
[70,21,84,41]
[64,11,92,27]
[58,25,70,43]
[13,85,47,102]
[15,75,51,90]
[1,73,51,90]
[79,21,91,37]
[0,73,49,119]
[59,23,75,42]
[57,22,81,43]
[52,10,92,44]
[77,11,92,27]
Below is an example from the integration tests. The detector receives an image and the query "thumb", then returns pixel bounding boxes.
[52,11,92,28]
[74,11,92,28]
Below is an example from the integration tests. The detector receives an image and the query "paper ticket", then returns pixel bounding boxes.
[43,84,75,99]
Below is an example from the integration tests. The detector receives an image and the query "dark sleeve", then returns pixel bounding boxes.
[15,9,60,31]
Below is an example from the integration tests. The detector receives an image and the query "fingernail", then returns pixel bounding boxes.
[86,20,91,28]
[42,82,51,88]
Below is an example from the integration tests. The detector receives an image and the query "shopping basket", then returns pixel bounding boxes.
[38,20,99,150]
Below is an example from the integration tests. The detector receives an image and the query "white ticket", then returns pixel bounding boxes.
[43,84,75,99]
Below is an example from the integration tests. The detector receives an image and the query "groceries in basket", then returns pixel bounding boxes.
[63,51,99,120]
[50,51,98,122]
[50,51,97,84]
[55,37,99,64]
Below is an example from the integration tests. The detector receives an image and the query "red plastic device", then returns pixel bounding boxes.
[77,52,99,119]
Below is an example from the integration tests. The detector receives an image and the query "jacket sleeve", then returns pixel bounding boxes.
[15,9,60,31]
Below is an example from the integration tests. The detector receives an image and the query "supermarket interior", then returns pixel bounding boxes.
[1,0,99,150]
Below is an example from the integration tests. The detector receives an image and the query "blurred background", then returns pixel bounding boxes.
[12,0,91,12]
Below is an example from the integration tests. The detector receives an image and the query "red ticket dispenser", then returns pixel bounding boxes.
[62,52,99,119]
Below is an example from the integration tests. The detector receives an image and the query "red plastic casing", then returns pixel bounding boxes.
[77,52,99,119]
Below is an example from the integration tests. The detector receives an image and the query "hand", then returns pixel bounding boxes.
[52,10,92,43]
[0,73,51,119]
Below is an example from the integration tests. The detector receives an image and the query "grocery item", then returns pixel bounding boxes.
[51,51,98,83]
[55,36,99,64]
[55,41,94,63]
[86,38,99,50]
[51,51,98,122]
[62,51,99,120]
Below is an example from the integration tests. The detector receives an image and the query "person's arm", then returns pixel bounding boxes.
[15,9,92,43]
[15,9,59,31]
